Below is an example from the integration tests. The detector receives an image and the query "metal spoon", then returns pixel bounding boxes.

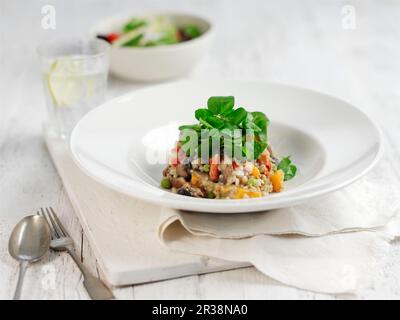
[8,215,51,300]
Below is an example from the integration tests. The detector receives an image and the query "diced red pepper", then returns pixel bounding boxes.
[106,33,119,43]
[209,164,219,182]
[232,161,239,170]
[209,155,220,182]
[265,162,272,177]
[257,153,272,176]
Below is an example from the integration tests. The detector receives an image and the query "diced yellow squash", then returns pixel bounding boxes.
[248,191,262,198]
[234,188,246,199]
[251,166,260,178]
[191,172,202,187]
[234,188,262,199]
[271,169,284,192]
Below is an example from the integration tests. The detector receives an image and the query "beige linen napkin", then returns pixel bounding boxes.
[158,159,400,294]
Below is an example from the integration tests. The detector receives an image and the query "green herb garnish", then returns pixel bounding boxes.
[277,156,297,181]
[178,96,270,161]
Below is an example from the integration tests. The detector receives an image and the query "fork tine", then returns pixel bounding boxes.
[40,207,57,240]
[49,207,69,237]
[46,208,64,238]
[43,207,61,238]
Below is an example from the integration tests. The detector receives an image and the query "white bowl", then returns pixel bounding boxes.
[70,80,382,213]
[92,13,214,82]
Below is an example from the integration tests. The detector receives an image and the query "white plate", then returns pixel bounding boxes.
[70,81,382,213]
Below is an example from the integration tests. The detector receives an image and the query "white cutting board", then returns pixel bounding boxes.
[44,131,249,287]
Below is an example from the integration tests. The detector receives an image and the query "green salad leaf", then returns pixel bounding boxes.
[179,96,271,161]
[207,96,235,115]
[122,19,147,33]
[121,33,144,47]
[182,25,201,38]
[277,156,297,181]
[117,16,202,47]
[228,107,247,125]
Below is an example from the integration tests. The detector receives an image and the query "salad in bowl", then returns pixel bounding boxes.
[93,13,213,81]
[161,96,297,199]
[97,15,202,47]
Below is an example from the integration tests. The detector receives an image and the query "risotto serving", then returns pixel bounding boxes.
[161,96,297,199]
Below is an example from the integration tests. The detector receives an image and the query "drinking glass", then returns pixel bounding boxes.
[38,38,110,138]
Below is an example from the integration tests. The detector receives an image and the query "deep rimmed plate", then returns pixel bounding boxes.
[70,80,382,213]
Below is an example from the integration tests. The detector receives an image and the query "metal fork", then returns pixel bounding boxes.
[38,207,114,300]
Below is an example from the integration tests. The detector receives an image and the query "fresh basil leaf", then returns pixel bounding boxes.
[199,118,213,129]
[258,132,268,143]
[254,141,267,160]
[221,108,235,118]
[228,107,247,125]
[195,108,225,129]
[195,108,212,121]
[176,96,282,170]
[277,157,291,170]
[284,165,297,181]
[241,138,266,161]
[207,115,225,129]
[278,156,297,181]
[242,145,251,160]
[251,111,269,131]
[242,114,263,133]
[207,96,234,115]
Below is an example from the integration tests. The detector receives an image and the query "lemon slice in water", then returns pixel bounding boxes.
[46,57,87,108]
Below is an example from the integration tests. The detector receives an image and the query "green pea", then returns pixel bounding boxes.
[161,178,172,189]
[206,191,216,199]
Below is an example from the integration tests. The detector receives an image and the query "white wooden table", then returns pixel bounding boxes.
[1,0,400,299]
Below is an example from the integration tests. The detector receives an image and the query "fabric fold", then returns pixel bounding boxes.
[158,162,400,294]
